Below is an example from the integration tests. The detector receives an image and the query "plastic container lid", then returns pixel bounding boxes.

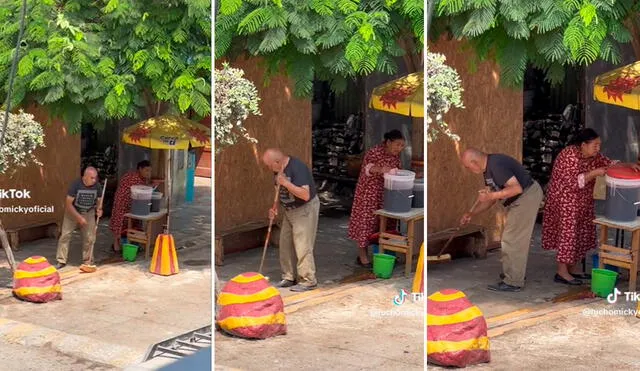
[606,166,640,180]
[384,170,415,190]
[152,192,163,199]
[131,185,153,198]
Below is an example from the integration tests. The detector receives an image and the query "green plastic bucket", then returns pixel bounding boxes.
[122,243,139,262]
[591,268,618,298]
[373,253,396,279]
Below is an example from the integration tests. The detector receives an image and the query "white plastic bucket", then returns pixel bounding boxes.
[384,170,415,191]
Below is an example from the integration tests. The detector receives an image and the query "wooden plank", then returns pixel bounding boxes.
[601,245,631,256]
[215,237,224,266]
[216,221,269,237]
[374,208,424,221]
[602,258,630,270]
[380,232,408,242]
[593,217,640,232]
[380,240,410,251]
[600,252,632,263]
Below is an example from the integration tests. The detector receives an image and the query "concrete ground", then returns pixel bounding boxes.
[216,215,424,370]
[428,222,640,369]
[0,177,212,369]
[0,340,116,370]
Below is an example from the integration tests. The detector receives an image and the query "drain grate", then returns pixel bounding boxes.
[143,325,212,362]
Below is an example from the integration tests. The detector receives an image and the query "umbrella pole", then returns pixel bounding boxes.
[166,149,172,233]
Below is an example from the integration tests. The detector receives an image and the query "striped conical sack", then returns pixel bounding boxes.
[216,272,286,339]
[427,289,490,367]
[149,234,179,276]
[13,256,62,303]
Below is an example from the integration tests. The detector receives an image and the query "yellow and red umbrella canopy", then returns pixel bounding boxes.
[122,115,211,150]
[370,72,424,117]
[594,61,640,111]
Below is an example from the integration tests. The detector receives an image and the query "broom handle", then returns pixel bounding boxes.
[88,179,107,265]
[259,184,280,274]
[436,198,481,258]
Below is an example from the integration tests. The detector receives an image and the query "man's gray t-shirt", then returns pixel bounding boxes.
[275,157,317,210]
[484,154,533,207]
[67,179,101,213]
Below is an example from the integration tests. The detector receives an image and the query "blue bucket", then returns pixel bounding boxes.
[592,253,619,273]
[372,244,396,257]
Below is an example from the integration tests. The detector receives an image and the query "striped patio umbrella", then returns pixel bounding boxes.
[370,72,424,117]
[593,61,640,111]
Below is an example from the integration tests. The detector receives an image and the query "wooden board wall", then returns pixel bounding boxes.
[215,56,312,232]
[427,38,523,242]
[0,106,80,229]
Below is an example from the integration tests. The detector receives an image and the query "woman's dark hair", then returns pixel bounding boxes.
[137,160,151,169]
[570,128,600,146]
[383,129,404,143]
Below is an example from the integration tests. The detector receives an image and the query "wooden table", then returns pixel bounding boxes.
[374,208,424,277]
[125,209,168,260]
[594,216,640,292]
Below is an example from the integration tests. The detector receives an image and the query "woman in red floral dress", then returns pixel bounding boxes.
[109,160,152,252]
[542,129,640,285]
[348,130,405,267]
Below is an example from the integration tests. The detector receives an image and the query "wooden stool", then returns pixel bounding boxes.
[594,217,640,292]
[374,208,424,277]
[125,209,168,260]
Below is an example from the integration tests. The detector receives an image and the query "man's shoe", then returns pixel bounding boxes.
[554,274,583,286]
[487,281,521,292]
[290,284,317,292]
[56,263,66,270]
[500,273,527,280]
[274,279,295,288]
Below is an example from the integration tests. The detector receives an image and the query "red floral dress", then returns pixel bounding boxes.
[109,171,147,237]
[348,144,402,249]
[542,146,616,264]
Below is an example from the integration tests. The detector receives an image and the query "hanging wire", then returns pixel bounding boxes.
[0,0,28,149]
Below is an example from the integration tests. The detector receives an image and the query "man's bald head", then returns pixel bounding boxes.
[461,148,488,174]
[82,166,98,186]
[262,148,288,172]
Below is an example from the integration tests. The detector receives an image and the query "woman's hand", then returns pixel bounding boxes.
[591,168,607,177]
[630,163,640,172]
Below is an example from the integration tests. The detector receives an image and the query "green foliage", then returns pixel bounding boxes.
[426,51,464,142]
[216,0,423,97]
[0,0,211,132]
[0,110,45,175]
[214,63,261,155]
[435,0,639,87]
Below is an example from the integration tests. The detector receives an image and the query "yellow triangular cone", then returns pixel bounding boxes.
[150,234,179,276]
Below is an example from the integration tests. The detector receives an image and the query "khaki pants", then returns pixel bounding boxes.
[501,181,543,287]
[279,196,320,286]
[56,209,96,265]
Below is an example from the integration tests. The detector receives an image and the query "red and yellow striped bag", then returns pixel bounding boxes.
[216,272,286,339]
[427,289,490,367]
[13,256,62,303]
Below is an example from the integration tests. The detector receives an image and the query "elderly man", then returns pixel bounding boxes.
[56,166,103,269]
[460,149,543,292]
[262,148,319,292]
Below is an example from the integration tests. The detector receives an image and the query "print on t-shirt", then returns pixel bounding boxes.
[74,189,98,212]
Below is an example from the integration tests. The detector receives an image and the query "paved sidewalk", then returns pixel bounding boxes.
[215,276,424,370]
[0,177,212,369]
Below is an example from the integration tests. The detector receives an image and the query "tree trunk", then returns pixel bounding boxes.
[624,16,640,60]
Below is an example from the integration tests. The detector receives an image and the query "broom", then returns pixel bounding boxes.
[258,184,281,278]
[427,198,481,263]
[79,179,107,273]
